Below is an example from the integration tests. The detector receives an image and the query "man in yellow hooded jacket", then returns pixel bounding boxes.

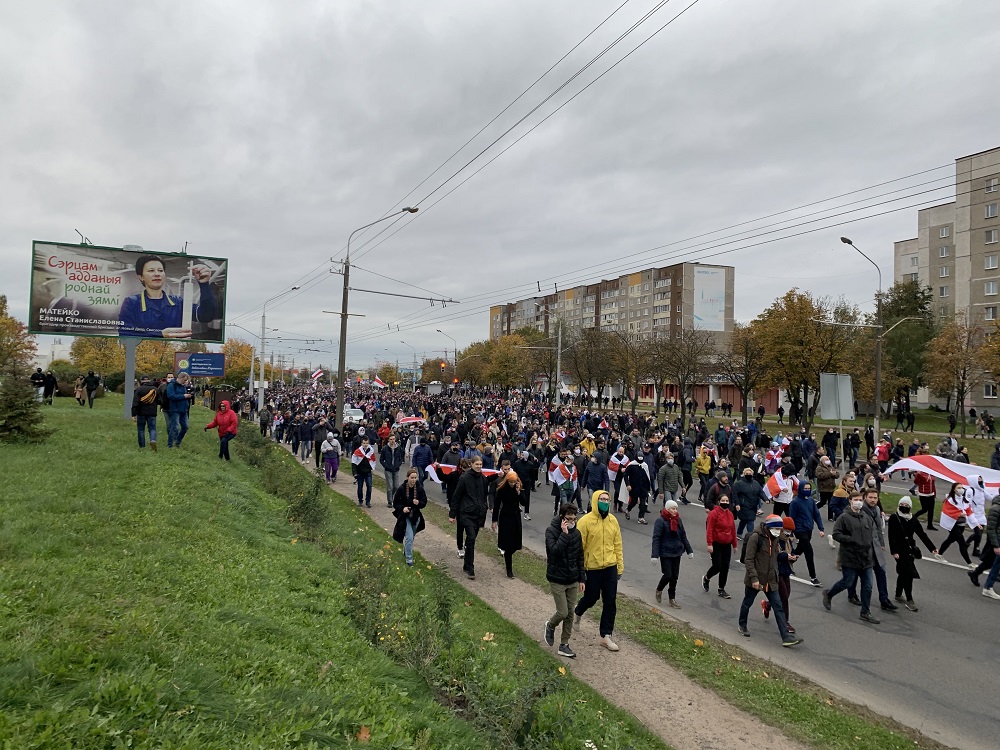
[573,489,625,651]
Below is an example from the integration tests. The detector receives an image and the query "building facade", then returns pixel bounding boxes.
[489,262,735,341]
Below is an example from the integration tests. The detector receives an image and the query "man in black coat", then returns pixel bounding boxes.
[822,494,879,623]
[131,375,159,450]
[544,503,586,658]
[623,460,651,523]
[449,457,493,580]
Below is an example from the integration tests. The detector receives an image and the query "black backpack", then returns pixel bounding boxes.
[739,529,762,565]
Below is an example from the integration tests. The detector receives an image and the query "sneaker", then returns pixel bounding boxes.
[827,536,836,549]
[624,512,630,520]
[466,571,476,581]
[969,570,981,587]
[983,588,1000,600]
[523,513,531,521]
[557,643,576,658]
[810,577,821,587]
[544,622,555,647]
[655,589,662,603]
[880,600,898,612]
[782,637,804,648]
[458,549,465,559]
[786,624,796,634]
[822,590,831,610]
[718,589,731,599]
[574,612,582,626]
[848,596,862,606]
[669,599,681,609]
[860,611,880,624]
[737,624,751,637]
[894,594,906,603]
[405,559,414,566]
[967,562,978,570]
[702,575,710,593]
[638,518,648,525]
[904,599,919,611]
[150,441,157,452]
[761,600,770,620]
[599,636,619,652]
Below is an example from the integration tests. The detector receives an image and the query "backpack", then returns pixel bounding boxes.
[739,529,762,565]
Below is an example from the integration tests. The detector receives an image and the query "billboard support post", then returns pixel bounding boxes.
[122,337,139,420]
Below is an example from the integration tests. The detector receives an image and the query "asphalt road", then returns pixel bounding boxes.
[426,474,999,750]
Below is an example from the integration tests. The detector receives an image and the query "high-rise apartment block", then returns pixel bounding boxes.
[489,262,734,342]
[893,146,1000,325]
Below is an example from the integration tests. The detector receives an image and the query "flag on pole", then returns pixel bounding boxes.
[607,453,630,482]
[311,368,323,380]
[372,376,387,388]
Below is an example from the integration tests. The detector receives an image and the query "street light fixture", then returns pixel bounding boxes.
[399,340,417,392]
[436,328,457,381]
[841,236,885,436]
[258,286,300,411]
[335,207,418,428]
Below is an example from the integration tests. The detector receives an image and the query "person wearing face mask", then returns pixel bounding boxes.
[656,452,682,506]
[513,450,537,521]
[847,489,897,612]
[549,449,579,515]
[788,481,825,586]
[581,451,610,505]
[966,476,989,558]
[572,445,588,511]
[822,493,880,624]
[762,517,800,632]
[624,455,652,524]
[936,484,978,567]
[544,503,586,659]
[703,494,737,598]
[828,472,856,532]
[392,468,427,566]
[815,452,839,514]
[705,469,733,513]
[733,468,763,539]
[886,496,937,610]
[651,499,693,607]
[573,490,624,652]
[737,514,803,647]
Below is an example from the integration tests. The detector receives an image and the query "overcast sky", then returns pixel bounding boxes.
[3,0,999,372]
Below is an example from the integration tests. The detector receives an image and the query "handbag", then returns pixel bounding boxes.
[910,543,922,559]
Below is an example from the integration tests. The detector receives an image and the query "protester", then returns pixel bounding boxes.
[449,456,492,580]
[380,433,405,508]
[574,490,624,652]
[351,435,377,508]
[82,370,101,408]
[789,480,825,586]
[738,514,803,646]
[392,468,427,566]
[703,493,736,599]
[491,462,524,578]
[166,373,193,448]
[822,493,879,624]
[321,431,341,483]
[651,499,693,608]
[131,375,159,450]
[762,517,799,633]
[30,367,45,402]
[204,399,238,461]
[886,496,937,611]
[544,503,586,658]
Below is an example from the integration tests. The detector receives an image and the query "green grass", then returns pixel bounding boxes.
[416,502,950,750]
[0,397,667,750]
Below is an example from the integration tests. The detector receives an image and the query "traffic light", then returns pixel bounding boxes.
[440,361,446,372]
[453,378,459,384]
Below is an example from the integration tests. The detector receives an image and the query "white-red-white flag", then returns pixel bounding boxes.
[372,376,387,388]
[311,368,323,380]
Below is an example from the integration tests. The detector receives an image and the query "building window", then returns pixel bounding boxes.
[985,306,997,321]
[939,246,950,258]
[986,281,998,296]
[910,256,918,267]
[988,230,999,245]
[987,178,999,194]
[939,305,947,316]
[676,306,682,312]
[988,255,999,270]
[986,383,998,399]
[939,286,949,297]
[987,203,999,219]
[907,273,919,282]
[939,227,951,239]
[939,266,950,278]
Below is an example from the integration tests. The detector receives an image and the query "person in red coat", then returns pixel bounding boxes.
[205,400,239,461]
[702,492,737,598]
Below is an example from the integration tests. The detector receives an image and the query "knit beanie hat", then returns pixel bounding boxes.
[782,516,796,531]
[665,499,679,511]
[764,514,784,529]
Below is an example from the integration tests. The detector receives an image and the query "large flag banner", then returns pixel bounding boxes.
[351,445,377,469]
[607,453,630,482]
[425,463,500,484]
[372,376,387,388]
[311,368,323,380]
[764,471,799,501]
[29,241,228,342]
[886,454,1000,489]
[548,459,578,491]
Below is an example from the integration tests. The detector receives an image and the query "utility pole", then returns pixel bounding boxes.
[555,319,562,402]
[841,237,882,436]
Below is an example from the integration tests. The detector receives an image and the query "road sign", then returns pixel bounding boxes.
[175,352,226,378]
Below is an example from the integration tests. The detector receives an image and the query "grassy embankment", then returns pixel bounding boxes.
[0,397,667,750]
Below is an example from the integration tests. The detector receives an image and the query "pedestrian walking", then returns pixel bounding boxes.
[763,517,800,633]
[936,484,978,567]
[544,502,586,658]
[886,496,937,611]
[204,399,238,460]
[380,433,405,507]
[492,461,524,578]
[392,468,427,566]
[449,456,492,580]
[737,514,803,646]
[976,494,1000,599]
[703,493,737,598]
[574,490,624,652]
[822,493,880,624]
[651,499,693,608]
[166,372,193,448]
[789,480,825,586]
[351,435,377,508]
[321,431,341,483]
[131,375,159,450]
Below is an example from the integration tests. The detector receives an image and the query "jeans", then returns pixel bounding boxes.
[661,488,679,504]
[983,551,1000,590]
[87,388,97,408]
[548,582,580,645]
[739,585,790,640]
[850,560,889,604]
[219,432,234,460]
[794,531,817,579]
[384,470,400,503]
[575,565,618,638]
[35,386,44,402]
[737,517,755,538]
[298,439,311,461]
[167,410,189,447]
[403,519,415,564]
[136,415,157,447]
[828,566,874,613]
[356,472,373,506]
[555,485,574,513]
[460,516,480,574]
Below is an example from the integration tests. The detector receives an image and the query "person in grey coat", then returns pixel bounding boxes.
[822,493,880,624]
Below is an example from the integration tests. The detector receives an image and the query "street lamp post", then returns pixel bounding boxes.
[399,341,417,392]
[841,236,883,437]
[436,329,457,382]
[335,207,418,428]
[258,287,300,413]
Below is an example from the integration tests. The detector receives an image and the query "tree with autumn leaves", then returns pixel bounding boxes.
[0,294,51,443]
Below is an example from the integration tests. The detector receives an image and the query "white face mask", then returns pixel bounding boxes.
[955,488,966,498]
[566,521,576,530]
[866,478,877,488]
[851,500,864,512]
[769,528,781,538]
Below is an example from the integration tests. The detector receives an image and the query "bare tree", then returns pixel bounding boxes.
[714,322,768,427]
[611,331,655,415]
[925,314,986,437]
[650,328,716,426]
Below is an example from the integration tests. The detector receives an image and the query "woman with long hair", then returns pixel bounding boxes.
[491,460,524,578]
[392,468,427,566]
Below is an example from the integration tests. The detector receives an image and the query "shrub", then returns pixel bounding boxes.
[0,367,52,443]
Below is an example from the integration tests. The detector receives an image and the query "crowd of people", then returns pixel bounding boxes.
[235,381,1000,659]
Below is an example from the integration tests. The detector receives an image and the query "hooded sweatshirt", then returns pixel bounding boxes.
[576,490,624,573]
[206,401,238,436]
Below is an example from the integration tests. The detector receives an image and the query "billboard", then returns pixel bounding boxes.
[692,266,726,331]
[28,241,228,343]
[174,352,226,378]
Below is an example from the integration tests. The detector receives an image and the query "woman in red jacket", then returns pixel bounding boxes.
[205,400,239,461]
[702,493,737,598]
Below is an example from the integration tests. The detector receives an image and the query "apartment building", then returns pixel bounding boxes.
[488,262,735,342]
[893,146,1000,325]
